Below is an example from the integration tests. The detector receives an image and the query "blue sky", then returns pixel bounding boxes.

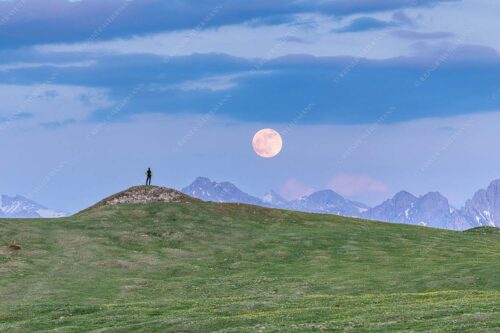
[0,0,499,212]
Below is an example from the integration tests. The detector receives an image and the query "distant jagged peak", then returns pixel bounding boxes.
[261,190,287,206]
[392,191,417,202]
[307,189,345,202]
[182,176,263,205]
[191,176,214,187]
[419,191,448,201]
[487,179,500,189]
[0,194,66,218]
[463,179,500,228]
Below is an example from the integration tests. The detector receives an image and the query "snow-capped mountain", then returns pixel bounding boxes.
[362,191,417,224]
[182,177,263,205]
[463,179,500,228]
[0,195,66,218]
[288,190,369,217]
[362,191,471,230]
[182,177,369,215]
[261,190,287,207]
[181,177,500,231]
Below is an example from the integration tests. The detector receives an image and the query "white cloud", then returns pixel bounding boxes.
[34,14,415,60]
[0,61,96,72]
[32,1,500,61]
[157,71,273,92]
[0,84,112,125]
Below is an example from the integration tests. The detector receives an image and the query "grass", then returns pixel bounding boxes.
[0,202,499,332]
[465,226,500,234]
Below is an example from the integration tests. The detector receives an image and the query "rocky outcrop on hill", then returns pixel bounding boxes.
[83,186,200,212]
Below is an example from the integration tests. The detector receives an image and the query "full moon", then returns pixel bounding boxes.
[252,128,283,158]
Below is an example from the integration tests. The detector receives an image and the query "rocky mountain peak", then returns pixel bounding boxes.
[191,176,214,187]
[418,192,450,208]
[182,177,263,205]
[393,191,417,202]
[463,179,500,227]
[288,189,368,217]
[262,190,287,206]
[0,194,66,218]
[306,190,346,203]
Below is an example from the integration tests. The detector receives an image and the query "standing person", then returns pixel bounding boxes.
[145,168,152,186]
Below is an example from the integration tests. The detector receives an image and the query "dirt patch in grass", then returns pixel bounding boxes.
[0,248,11,255]
[0,245,21,255]
[97,259,138,270]
[121,279,152,292]
[162,247,194,258]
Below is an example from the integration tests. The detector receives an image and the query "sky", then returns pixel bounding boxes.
[1,0,500,213]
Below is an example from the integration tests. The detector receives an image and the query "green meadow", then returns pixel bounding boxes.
[1,202,499,332]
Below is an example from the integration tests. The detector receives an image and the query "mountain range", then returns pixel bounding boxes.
[182,177,500,231]
[0,195,66,218]
[182,177,369,216]
[4,177,500,229]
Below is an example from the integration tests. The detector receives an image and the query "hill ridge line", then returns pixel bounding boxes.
[79,185,200,214]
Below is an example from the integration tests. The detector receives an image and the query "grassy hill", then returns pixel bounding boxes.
[0,200,499,332]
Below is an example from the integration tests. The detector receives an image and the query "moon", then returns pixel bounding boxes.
[252,128,283,158]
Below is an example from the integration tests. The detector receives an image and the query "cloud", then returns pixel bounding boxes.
[391,11,416,26]
[0,0,457,48]
[334,11,416,33]
[393,30,456,40]
[411,42,500,61]
[334,17,398,33]
[163,71,273,92]
[0,84,112,126]
[31,2,497,63]
[1,51,500,126]
[276,36,311,44]
[280,179,315,200]
[0,61,96,72]
[329,174,389,196]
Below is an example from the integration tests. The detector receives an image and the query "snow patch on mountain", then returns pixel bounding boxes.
[362,191,472,230]
[261,190,287,207]
[0,195,66,218]
[463,180,500,228]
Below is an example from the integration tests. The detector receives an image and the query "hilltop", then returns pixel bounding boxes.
[0,194,499,332]
[81,185,200,213]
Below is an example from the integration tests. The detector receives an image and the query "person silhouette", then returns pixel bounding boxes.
[145,168,152,186]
